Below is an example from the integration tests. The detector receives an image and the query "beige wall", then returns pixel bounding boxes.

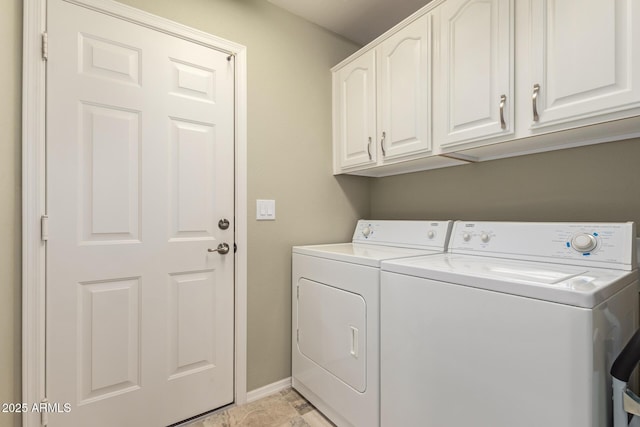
[371,138,640,227]
[0,0,22,426]
[2,1,366,425]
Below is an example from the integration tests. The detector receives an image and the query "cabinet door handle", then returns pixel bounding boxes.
[380,131,386,156]
[499,94,507,129]
[532,84,540,122]
[367,137,372,160]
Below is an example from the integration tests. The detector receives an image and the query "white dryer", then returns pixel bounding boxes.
[292,220,453,427]
[380,221,639,427]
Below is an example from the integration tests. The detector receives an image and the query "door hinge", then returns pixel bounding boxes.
[41,215,49,241]
[296,285,299,300]
[296,329,299,342]
[40,398,49,426]
[41,32,48,61]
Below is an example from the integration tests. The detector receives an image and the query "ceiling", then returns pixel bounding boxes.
[267,0,434,46]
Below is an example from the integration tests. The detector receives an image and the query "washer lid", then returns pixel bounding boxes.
[293,243,443,267]
[382,254,639,308]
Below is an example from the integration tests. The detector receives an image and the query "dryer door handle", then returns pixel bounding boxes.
[350,326,359,358]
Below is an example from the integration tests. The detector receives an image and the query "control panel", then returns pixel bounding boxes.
[449,221,637,270]
[352,220,453,250]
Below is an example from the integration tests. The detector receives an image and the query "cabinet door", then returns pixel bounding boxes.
[378,15,431,160]
[333,50,377,171]
[528,0,640,129]
[435,0,513,148]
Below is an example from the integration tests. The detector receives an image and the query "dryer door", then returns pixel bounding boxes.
[297,278,366,392]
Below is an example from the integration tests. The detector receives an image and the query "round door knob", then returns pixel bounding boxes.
[208,243,230,255]
[571,234,597,253]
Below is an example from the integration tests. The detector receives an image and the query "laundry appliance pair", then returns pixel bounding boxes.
[292,220,638,427]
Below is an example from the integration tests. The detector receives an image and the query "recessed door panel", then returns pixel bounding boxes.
[389,38,421,143]
[335,50,377,170]
[344,69,369,159]
[170,59,216,102]
[81,103,140,243]
[379,16,431,159]
[170,119,216,240]
[451,2,492,126]
[297,278,366,392]
[529,0,640,127]
[436,0,513,148]
[78,278,140,403]
[169,270,216,379]
[80,34,141,85]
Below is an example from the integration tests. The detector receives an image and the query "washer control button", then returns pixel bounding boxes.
[571,233,597,252]
[427,230,436,239]
[362,226,372,238]
[480,232,490,243]
[462,232,471,242]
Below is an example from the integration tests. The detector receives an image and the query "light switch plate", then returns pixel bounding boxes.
[256,199,276,220]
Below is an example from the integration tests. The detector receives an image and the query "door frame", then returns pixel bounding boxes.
[22,1,248,425]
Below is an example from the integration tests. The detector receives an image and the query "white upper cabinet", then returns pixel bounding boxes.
[523,0,640,131]
[377,16,432,160]
[333,50,377,170]
[332,0,640,176]
[333,13,460,176]
[435,0,513,149]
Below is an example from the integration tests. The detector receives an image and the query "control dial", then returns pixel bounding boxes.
[462,232,472,242]
[480,232,490,243]
[362,226,372,238]
[571,233,597,253]
[427,230,436,239]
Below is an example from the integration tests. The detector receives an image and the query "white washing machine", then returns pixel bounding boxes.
[381,221,639,427]
[292,220,453,427]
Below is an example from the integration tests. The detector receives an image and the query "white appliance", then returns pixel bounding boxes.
[381,221,639,427]
[292,220,453,427]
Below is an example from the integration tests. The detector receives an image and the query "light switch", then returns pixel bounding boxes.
[256,199,276,220]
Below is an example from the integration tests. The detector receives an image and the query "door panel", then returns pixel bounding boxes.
[78,278,141,403]
[170,119,216,240]
[169,271,216,378]
[46,1,235,426]
[378,15,431,159]
[334,50,377,170]
[436,0,513,147]
[529,0,640,127]
[297,278,366,393]
[81,104,140,242]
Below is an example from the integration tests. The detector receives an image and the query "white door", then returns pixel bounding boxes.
[334,50,377,171]
[46,1,235,426]
[377,15,431,160]
[435,0,513,148]
[527,0,640,129]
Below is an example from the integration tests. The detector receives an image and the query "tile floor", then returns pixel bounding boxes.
[184,388,335,427]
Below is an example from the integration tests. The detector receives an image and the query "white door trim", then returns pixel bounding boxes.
[22,1,248,425]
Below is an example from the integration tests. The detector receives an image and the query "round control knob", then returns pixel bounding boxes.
[427,230,436,239]
[480,232,490,243]
[362,226,372,238]
[571,233,597,253]
[462,232,471,242]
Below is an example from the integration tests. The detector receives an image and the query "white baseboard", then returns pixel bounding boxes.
[246,377,292,403]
